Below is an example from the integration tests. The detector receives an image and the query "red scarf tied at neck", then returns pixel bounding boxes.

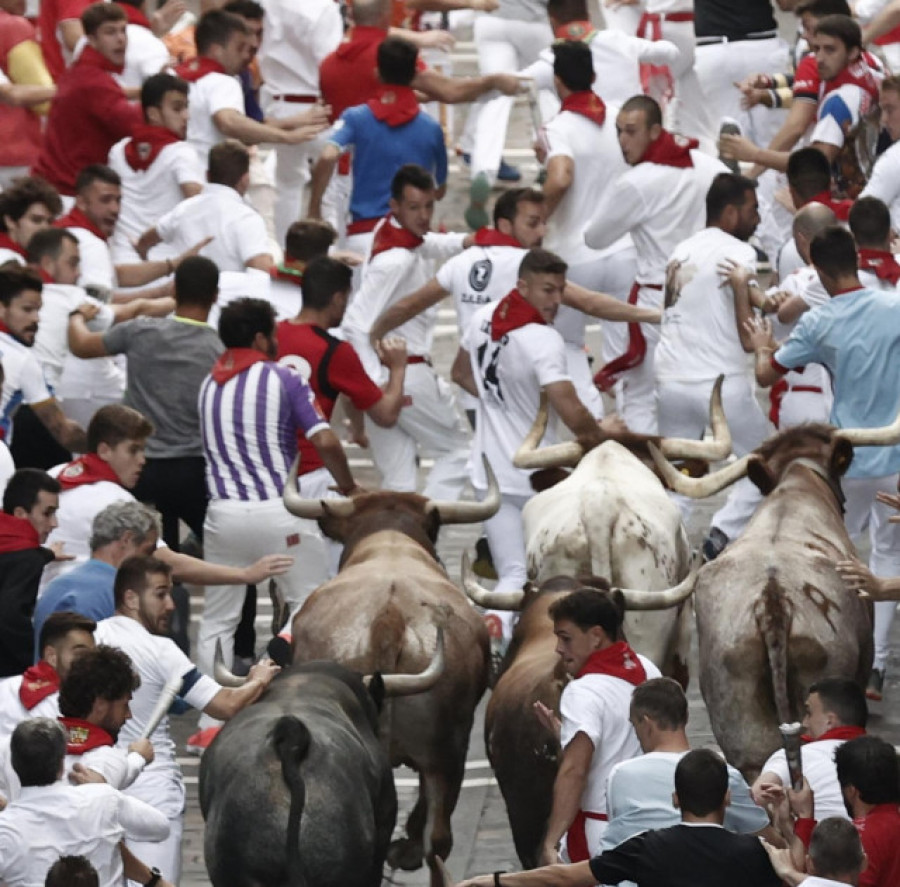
[60,717,115,754]
[124,124,181,172]
[576,641,647,685]
[19,661,60,709]
[801,725,866,744]
[858,248,900,286]
[367,85,420,127]
[473,228,521,248]
[55,207,107,242]
[211,348,270,385]
[0,233,26,258]
[57,453,123,490]
[806,190,852,222]
[490,288,547,341]
[174,56,228,84]
[639,130,698,168]
[369,216,424,260]
[0,512,40,553]
[77,44,124,76]
[560,91,607,128]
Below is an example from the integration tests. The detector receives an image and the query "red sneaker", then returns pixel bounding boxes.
[186,726,221,756]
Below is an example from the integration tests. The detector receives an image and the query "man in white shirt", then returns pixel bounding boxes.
[108,73,204,265]
[174,10,328,171]
[257,0,342,245]
[116,0,170,91]
[584,95,726,434]
[860,76,900,231]
[751,677,868,822]
[340,163,473,499]
[604,677,769,851]
[656,173,771,557]
[95,555,279,883]
[0,610,96,742]
[265,218,337,321]
[137,140,273,274]
[0,177,61,266]
[0,717,170,887]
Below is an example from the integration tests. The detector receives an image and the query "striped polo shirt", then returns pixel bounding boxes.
[198,360,329,501]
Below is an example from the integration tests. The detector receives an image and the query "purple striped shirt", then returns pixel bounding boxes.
[198,361,329,500]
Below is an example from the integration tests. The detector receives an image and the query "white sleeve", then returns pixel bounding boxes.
[632,36,680,65]
[800,276,830,309]
[435,253,460,293]
[117,792,172,841]
[20,354,52,405]
[173,143,205,187]
[759,748,790,785]
[533,329,570,388]
[853,0,888,21]
[155,638,221,712]
[545,120,574,162]
[584,178,647,251]
[120,751,148,789]
[207,74,244,116]
[559,681,602,749]
[155,205,180,243]
[237,213,273,265]
[518,53,554,92]
[421,232,466,263]
[860,147,900,209]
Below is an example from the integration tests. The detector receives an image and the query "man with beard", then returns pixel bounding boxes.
[94,555,280,885]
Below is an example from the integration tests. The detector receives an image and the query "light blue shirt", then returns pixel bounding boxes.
[774,287,900,478]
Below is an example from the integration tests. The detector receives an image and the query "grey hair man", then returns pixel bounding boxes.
[32,501,161,655]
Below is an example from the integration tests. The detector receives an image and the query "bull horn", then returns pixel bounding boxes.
[836,407,900,447]
[425,456,501,524]
[367,626,446,697]
[282,455,357,520]
[213,639,248,688]
[513,391,584,470]
[434,857,453,887]
[649,442,751,498]
[460,551,525,610]
[616,552,700,611]
[658,375,733,461]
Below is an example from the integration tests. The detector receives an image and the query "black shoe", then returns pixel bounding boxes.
[702,527,729,561]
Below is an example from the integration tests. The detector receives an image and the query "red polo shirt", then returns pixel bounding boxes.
[857,804,900,887]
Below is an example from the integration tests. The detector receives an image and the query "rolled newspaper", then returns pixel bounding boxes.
[140,672,185,740]
[779,722,804,791]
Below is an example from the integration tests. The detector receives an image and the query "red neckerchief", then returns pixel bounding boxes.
[801,725,866,744]
[19,661,60,709]
[270,265,304,286]
[336,25,387,61]
[0,233,26,258]
[174,56,228,83]
[0,512,40,553]
[55,207,107,242]
[639,130,698,168]
[834,284,865,296]
[76,43,125,76]
[124,124,181,172]
[119,2,151,30]
[560,90,607,127]
[490,288,547,341]
[806,190,852,222]
[858,248,900,285]
[37,269,54,284]
[576,641,647,686]
[473,228,521,248]
[822,56,881,105]
[369,216,424,260]
[60,717,115,754]
[211,348,270,385]
[367,85,419,127]
[57,453,122,490]
[554,21,596,41]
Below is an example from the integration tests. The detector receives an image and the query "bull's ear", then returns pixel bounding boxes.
[746,455,775,495]
[367,672,386,713]
[830,437,854,477]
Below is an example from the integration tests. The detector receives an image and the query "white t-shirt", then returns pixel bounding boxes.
[0,330,52,443]
[559,655,662,816]
[585,150,728,285]
[119,24,170,91]
[108,138,204,264]
[155,183,272,274]
[655,226,757,383]
[603,749,769,850]
[543,103,631,269]
[0,676,58,742]
[341,223,466,384]
[858,266,900,292]
[462,300,570,496]
[66,226,117,295]
[760,739,851,821]
[186,72,245,167]
[95,615,220,817]
[267,276,304,322]
[860,139,900,233]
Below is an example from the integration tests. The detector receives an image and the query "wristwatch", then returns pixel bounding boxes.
[145,867,162,887]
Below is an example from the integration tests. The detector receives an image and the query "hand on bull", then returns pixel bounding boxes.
[247,658,280,689]
[533,701,561,740]
[836,557,886,600]
[241,554,295,585]
[128,738,155,764]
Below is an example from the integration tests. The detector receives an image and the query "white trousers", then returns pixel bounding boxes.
[365,363,471,500]
[345,230,375,292]
[777,378,834,431]
[694,36,789,147]
[657,375,771,540]
[844,473,900,670]
[469,15,553,182]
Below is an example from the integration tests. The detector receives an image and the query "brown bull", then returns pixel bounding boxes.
[649,411,900,778]
[282,460,499,887]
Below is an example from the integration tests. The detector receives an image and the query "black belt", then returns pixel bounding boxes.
[696,29,777,45]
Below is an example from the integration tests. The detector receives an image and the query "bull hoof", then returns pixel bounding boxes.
[387,838,424,871]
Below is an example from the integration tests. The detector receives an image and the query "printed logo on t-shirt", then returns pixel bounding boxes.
[476,339,505,405]
[468,258,493,293]
[278,353,313,383]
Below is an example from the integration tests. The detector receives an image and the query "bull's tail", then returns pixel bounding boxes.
[753,568,796,725]
[272,715,311,887]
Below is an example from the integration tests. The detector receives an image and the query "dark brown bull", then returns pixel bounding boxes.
[282,460,499,887]
[649,412,900,778]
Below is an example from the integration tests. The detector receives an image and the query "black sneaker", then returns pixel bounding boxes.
[866,668,885,701]
[472,536,498,581]
[702,527,729,562]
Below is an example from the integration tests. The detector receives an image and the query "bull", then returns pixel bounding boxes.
[463,561,698,868]
[198,634,445,887]
[281,461,499,887]
[649,411,900,778]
